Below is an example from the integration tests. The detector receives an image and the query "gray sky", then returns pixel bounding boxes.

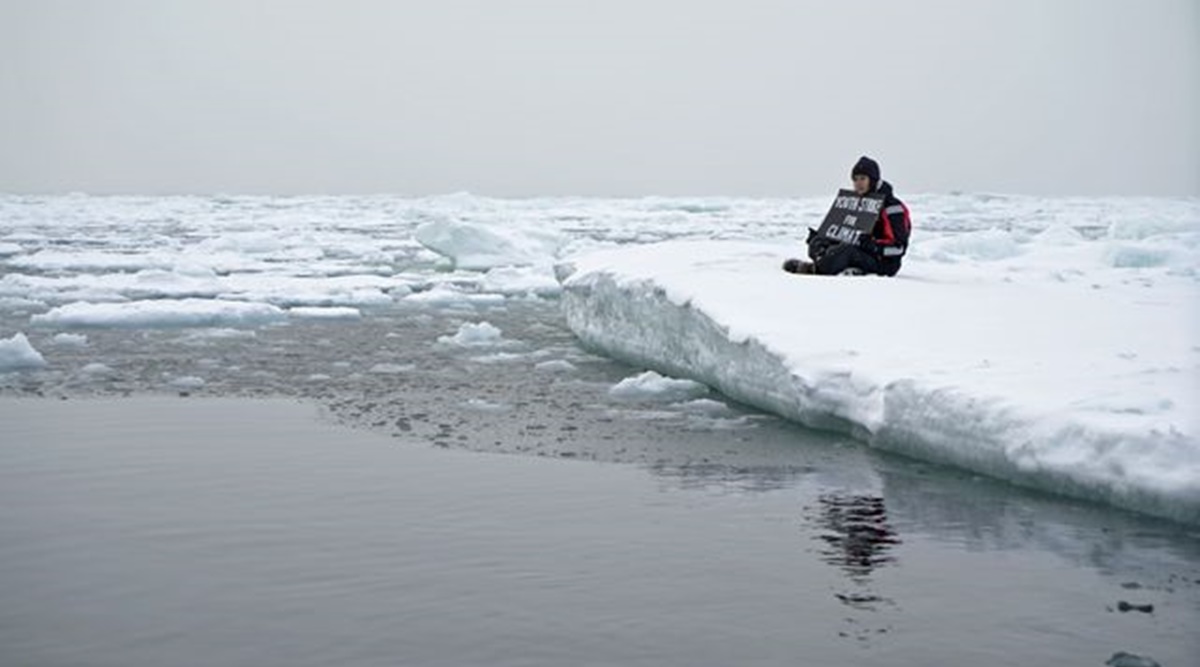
[1,0,1197,197]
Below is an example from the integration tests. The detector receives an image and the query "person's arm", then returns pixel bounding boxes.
[873,203,910,256]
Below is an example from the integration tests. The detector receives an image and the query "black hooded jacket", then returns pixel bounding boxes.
[868,180,911,273]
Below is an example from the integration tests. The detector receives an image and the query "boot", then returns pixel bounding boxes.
[783,258,816,274]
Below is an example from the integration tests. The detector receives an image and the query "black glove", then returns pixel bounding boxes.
[857,233,878,253]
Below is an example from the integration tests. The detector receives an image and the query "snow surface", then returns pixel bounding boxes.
[558,238,1200,523]
[0,333,46,371]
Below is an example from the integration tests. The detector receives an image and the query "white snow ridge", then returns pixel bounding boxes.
[557,240,1200,524]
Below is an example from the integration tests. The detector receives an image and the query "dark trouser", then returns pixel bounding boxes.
[808,242,902,276]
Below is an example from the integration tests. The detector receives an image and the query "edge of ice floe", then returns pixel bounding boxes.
[555,256,1200,525]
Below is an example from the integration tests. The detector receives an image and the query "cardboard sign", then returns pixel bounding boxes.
[814,189,885,244]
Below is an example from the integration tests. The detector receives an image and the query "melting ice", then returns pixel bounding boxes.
[1,192,1197,523]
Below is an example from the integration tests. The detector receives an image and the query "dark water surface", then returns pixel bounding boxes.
[2,398,1197,667]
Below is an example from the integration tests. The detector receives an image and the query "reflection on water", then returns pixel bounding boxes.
[646,462,816,494]
[3,399,1199,666]
[807,493,901,642]
[814,494,901,582]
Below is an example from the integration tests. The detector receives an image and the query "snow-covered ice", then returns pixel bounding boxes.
[31,299,288,329]
[468,352,529,364]
[50,332,89,347]
[610,370,711,402]
[437,321,506,347]
[535,359,578,373]
[2,192,1197,522]
[168,376,206,390]
[415,216,564,270]
[480,266,562,297]
[558,234,1200,523]
[0,333,47,372]
[403,285,506,307]
[288,306,362,321]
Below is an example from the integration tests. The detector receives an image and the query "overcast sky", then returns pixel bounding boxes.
[1,0,1197,197]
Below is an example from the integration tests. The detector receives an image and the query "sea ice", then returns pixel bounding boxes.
[535,359,578,373]
[437,321,505,347]
[609,370,710,402]
[415,216,564,270]
[559,238,1200,523]
[169,376,206,390]
[51,332,89,347]
[0,333,47,372]
[31,299,288,329]
[288,307,363,321]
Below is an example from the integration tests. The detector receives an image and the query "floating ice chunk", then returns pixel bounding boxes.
[0,296,46,310]
[51,332,89,347]
[0,242,22,257]
[404,285,505,307]
[1106,651,1161,667]
[169,376,206,390]
[197,232,288,255]
[469,352,528,364]
[609,370,710,402]
[480,266,562,297]
[9,250,175,273]
[81,362,114,375]
[415,217,564,270]
[31,299,287,329]
[217,275,397,308]
[437,321,505,347]
[0,333,47,372]
[464,398,509,412]
[288,306,363,320]
[535,359,578,373]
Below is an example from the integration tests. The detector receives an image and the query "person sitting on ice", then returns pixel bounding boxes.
[783,156,912,276]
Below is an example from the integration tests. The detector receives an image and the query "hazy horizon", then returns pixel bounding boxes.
[2,1,1197,198]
